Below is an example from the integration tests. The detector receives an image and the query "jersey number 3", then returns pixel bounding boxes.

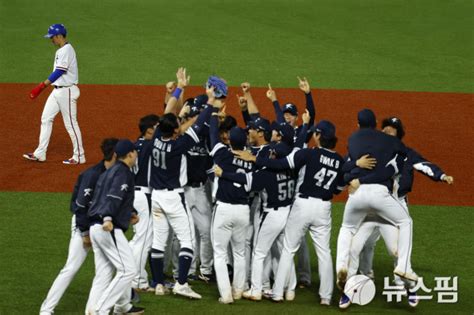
[152,148,167,170]
[314,167,337,190]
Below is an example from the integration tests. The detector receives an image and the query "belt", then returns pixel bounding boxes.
[187,181,206,188]
[54,84,75,89]
[135,186,151,194]
[298,193,330,202]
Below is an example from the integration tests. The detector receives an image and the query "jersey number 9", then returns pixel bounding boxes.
[152,148,167,170]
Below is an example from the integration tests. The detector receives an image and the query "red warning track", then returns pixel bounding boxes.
[0,83,472,206]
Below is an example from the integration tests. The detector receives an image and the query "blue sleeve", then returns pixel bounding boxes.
[209,110,220,149]
[249,113,261,121]
[242,110,251,125]
[191,105,213,136]
[305,92,315,126]
[74,171,98,234]
[341,155,357,173]
[358,153,405,184]
[47,69,66,83]
[272,100,284,123]
[256,149,305,170]
[177,106,214,153]
[295,123,309,148]
[408,148,445,181]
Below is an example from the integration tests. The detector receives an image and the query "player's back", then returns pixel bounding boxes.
[213,143,254,205]
[257,168,295,208]
[134,138,153,188]
[294,147,345,201]
[186,136,212,185]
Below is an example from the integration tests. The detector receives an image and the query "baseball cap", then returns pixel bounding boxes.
[206,76,228,99]
[274,122,295,146]
[270,142,292,159]
[381,117,405,139]
[248,117,271,133]
[282,103,298,116]
[358,109,376,128]
[115,139,135,157]
[311,120,336,139]
[229,127,247,150]
[44,24,67,38]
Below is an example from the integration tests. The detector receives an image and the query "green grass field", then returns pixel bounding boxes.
[0,0,472,92]
[0,191,472,314]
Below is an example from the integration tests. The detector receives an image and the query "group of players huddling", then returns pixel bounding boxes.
[40,68,454,315]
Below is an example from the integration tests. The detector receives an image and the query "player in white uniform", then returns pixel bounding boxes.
[24,24,85,165]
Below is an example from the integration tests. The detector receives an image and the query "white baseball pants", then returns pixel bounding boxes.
[296,236,312,284]
[273,196,333,300]
[40,216,89,315]
[184,184,213,275]
[34,85,85,162]
[212,201,250,300]
[336,184,414,277]
[250,205,295,293]
[151,189,195,253]
[129,189,153,289]
[86,225,136,315]
[348,221,399,278]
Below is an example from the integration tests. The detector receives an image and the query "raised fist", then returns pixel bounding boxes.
[241,82,251,93]
[266,83,277,102]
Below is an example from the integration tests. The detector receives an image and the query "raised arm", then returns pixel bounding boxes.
[409,148,453,184]
[295,109,310,148]
[266,84,284,123]
[237,94,251,124]
[164,67,190,115]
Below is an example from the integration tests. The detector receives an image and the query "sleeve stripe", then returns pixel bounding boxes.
[55,66,68,71]
[244,173,253,192]
[107,194,123,200]
[210,143,226,157]
[186,127,200,143]
[75,201,85,208]
[286,155,295,169]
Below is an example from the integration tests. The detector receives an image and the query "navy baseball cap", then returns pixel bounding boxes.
[270,142,292,159]
[194,94,209,107]
[229,127,247,149]
[115,139,135,156]
[358,109,376,128]
[274,122,295,146]
[248,117,271,133]
[282,103,298,116]
[382,117,405,139]
[311,120,336,139]
[206,76,228,99]
[44,24,67,38]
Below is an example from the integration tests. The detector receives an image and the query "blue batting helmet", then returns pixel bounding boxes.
[44,24,67,38]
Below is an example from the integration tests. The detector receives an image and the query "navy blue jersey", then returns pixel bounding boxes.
[186,134,213,185]
[345,128,407,192]
[70,161,106,233]
[221,168,295,208]
[398,146,444,198]
[211,142,254,204]
[250,144,271,159]
[256,147,345,201]
[150,107,211,190]
[134,137,153,187]
[88,161,135,231]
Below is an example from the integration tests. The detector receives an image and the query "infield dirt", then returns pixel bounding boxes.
[0,83,471,206]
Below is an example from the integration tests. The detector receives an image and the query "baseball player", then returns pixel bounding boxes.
[214,140,299,301]
[129,114,160,292]
[267,78,315,287]
[86,139,143,315]
[181,95,215,281]
[235,119,345,305]
[336,109,414,309]
[39,138,118,315]
[209,99,254,304]
[148,74,214,299]
[347,117,454,308]
[24,24,85,164]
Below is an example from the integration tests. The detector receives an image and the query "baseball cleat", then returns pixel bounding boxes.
[155,284,170,296]
[298,280,311,289]
[114,305,145,314]
[339,293,351,309]
[242,289,262,301]
[23,153,45,162]
[336,269,348,291]
[262,289,273,299]
[232,288,243,300]
[284,290,295,301]
[320,298,331,306]
[131,289,140,303]
[393,268,419,282]
[63,158,85,165]
[218,296,234,304]
[271,294,284,303]
[407,290,419,308]
[173,282,202,299]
